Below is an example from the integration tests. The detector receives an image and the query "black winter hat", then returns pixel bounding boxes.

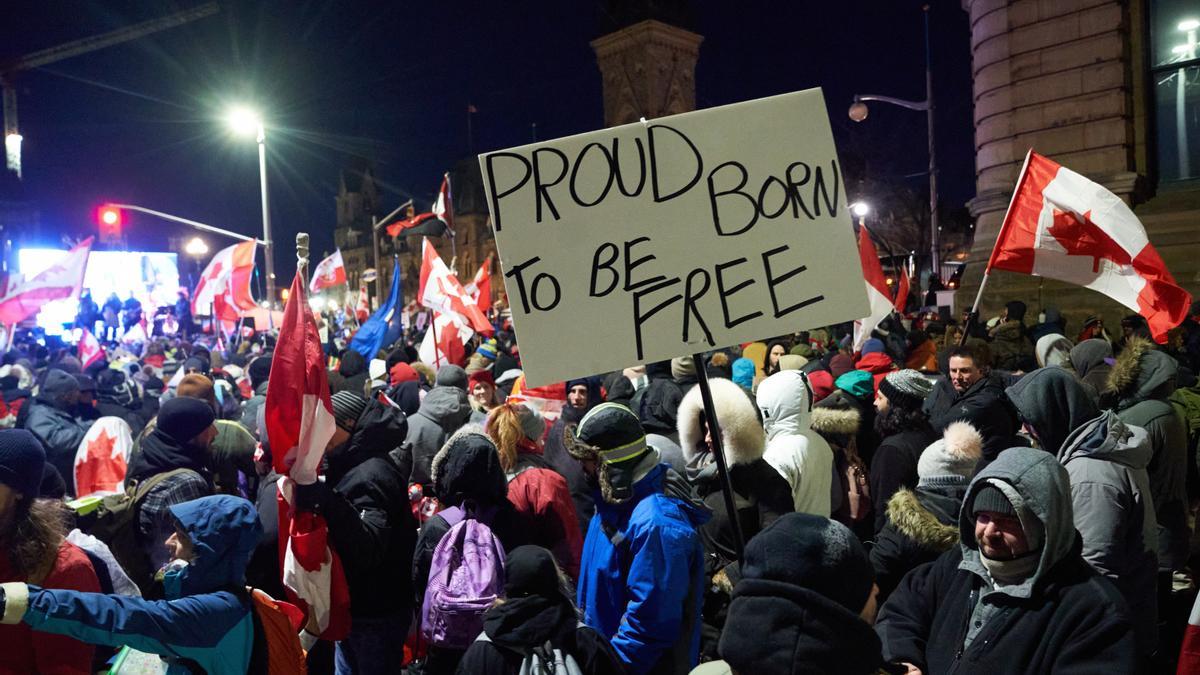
[157,396,216,444]
[504,545,563,599]
[573,402,647,464]
[248,353,273,389]
[741,512,875,614]
[183,356,211,376]
[971,484,1016,517]
[330,391,368,430]
[0,429,47,498]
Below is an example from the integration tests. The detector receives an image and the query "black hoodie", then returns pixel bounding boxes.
[1005,367,1100,457]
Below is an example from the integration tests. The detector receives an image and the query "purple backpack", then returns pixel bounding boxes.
[420,505,507,649]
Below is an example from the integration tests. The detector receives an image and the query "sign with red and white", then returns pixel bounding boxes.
[78,328,104,369]
[309,250,347,293]
[0,237,93,325]
[987,151,1191,343]
[418,238,493,335]
[193,241,257,317]
[853,225,895,351]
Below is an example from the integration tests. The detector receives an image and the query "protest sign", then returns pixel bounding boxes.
[479,88,869,385]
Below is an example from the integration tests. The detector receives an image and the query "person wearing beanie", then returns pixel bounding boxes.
[860,338,886,356]
[0,429,102,673]
[0,494,308,675]
[456,545,625,675]
[293,389,417,674]
[238,352,272,438]
[730,357,755,394]
[869,370,939,534]
[435,364,469,391]
[22,369,90,496]
[757,371,835,517]
[568,403,710,674]
[390,361,419,386]
[870,422,982,601]
[697,513,886,675]
[989,299,1035,372]
[468,369,499,422]
[876,446,1136,674]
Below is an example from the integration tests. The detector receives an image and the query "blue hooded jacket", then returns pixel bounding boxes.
[9,495,262,675]
[577,459,710,674]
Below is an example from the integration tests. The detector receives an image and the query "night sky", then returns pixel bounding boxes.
[3,0,975,283]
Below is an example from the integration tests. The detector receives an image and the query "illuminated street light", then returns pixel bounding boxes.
[1180,19,1200,32]
[184,237,208,257]
[850,201,871,218]
[227,107,261,136]
[225,104,276,325]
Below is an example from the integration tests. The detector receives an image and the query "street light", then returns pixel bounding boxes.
[850,201,871,218]
[226,105,276,324]
[184,236,208,257]
[849,4,940,285]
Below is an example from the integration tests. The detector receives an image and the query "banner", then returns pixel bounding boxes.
[479,88,868,385]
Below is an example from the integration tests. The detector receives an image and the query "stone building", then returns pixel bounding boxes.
[332,160,382,298]
[960,0,1200,329]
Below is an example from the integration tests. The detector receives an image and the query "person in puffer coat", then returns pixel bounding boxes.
[1,495,273,675]
[756,370,834,516]
[870,422,981,602]
[23,370,89,495]
[406,384,473,489]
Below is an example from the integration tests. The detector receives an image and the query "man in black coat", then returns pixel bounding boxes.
[293,391,416,675]
[875,446,1136,674]
[925,345,1023,467]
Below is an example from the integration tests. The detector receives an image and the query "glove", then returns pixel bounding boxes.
[293,479,327,512]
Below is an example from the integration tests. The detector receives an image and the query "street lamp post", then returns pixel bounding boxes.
[228,107,275,321]
[849,4,939,285]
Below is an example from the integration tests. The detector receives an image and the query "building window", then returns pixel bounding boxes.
[1152,2,1200,182]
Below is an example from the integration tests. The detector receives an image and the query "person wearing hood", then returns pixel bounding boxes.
[875,446,1136,673]
[1034,333,1074,369]
[1106,338,1191,575]
[1070,338,1114,405]
[870,422,982,602]
[456,545,624,675]
[486,403,582,579]
[405,383,473,489]
[331,349,369,396]
[238,352,272,437]
[293,391,416,674]
[854,349,897,394]
[22,369,90,495]
[568,403,710,674]
[926,344,1024,467]
[436,364,469,391]
[95,368,148,435]
[0,494,305,675]
[757,370,835,516]
[676,378,793,660]
[870,369,939,533]
[695,514,886,675]
[125,396,217,585]
[989,300,1036,372]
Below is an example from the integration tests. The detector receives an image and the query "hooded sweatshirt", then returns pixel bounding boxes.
[875,447,1136,674]
[3,495,265,675]
[1034,333,1073,369]
[1069,339,1113,405]
[1005,367,1100,457]
[757,371,834,516]
[405,385,473,488]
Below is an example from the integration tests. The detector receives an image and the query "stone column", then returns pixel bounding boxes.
[591,20,703,127]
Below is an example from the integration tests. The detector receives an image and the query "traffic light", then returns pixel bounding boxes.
[95,204,123,243]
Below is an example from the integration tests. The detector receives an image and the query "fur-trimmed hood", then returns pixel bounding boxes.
[677,377,764,465]
[809,406,861,437]
[1107,337,1178,407]
[885,488,960,550]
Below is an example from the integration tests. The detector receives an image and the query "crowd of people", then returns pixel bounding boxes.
[2,297,1200,674]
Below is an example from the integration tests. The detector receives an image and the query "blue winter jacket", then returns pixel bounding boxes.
[577,461,710,674]
[3,495,263,675]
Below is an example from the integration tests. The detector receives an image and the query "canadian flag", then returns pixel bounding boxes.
[432,172,454,235]
[193,241,257,317]
[266,271,351,639]
[463,256,492,315]
[73,417,133,498]
[1180,590,1200,674]
[418,311,473,367]
[893,262,911,314]
[418,238,493,335]
[987,151,1191,343]
[0,237,93,325]
[309,250,347,293]
[78,328,104,369]
[852,225,895,351]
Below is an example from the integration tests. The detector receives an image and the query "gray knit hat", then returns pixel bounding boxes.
[918,422,983,482]
[330,391,368,430]
[879,369,934,410]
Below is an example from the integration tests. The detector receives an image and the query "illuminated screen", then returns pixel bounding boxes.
[17,249,181,335]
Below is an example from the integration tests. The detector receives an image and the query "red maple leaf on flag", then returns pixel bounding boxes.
[75,429,125,496]
[1046,209,1131,273]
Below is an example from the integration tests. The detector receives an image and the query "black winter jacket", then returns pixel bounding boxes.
[927,375,1023,466]
[692,459,793,574]
[870,481,966,601]
[869,428,939,533]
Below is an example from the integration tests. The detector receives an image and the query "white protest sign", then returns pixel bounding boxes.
[479,88,869,385]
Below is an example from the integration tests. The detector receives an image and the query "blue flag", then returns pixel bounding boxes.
[349,259,403,359]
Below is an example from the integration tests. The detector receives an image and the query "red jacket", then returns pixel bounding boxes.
[0,540,100,674]
[855,352,897,394]
[506,446,582,580]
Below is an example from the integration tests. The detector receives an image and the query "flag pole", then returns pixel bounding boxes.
[960,149,1034,347]
[430,309,442,367]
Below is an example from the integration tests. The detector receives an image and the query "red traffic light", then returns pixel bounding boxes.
[96,205,123,227]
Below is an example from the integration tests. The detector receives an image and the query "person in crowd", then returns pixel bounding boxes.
[125,396,216,579]
[697,513,886,675]
[385,361,423,417]
[238,352,272,436]
[1106,338,1191,585]
[73,374,101,423]
[95,368,148,435]
[209,420,257,499]
[870,369,939,533]
[330,349,369,396]
[871,422,981,602]
[0,430,101,673]
[875,446,1136,673]
[756,370,834,516]
[405,381,472,490]
[293,391,415,675]
[436,364,469,391]
[632,361,684,445]
[905,330,939,373]
[1070,338,1114,406]
[1028,306,1066,344]
[485,403,582,578]
[677,377,792,659]
[568,403,710,674]
[1034,333,1074,369]
[1118,315,1153,353]
[804,383,870,533]
[22,369,89,495]
[567,376,603,412]
[670,356,700,397]
[455,545,625,675]
[469,369,500,422]
[818,369,880,466]
[0,494,306,675]
[1076,314,1112,344]
[544,378,603,537]
[925,344,1023,467]
[990,300,1036,372]
[854,345,896,394]
[762,340,789,381]
[730,357,755,397]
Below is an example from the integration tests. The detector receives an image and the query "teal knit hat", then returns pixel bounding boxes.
[834,370,874,399]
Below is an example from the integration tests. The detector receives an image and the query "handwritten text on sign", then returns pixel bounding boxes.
[479,89,869,385]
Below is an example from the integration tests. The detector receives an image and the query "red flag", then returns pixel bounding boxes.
[266,271,351,640]
[464,256,492,314]
[309,250,347,293]
[893,266,911,313]
[0,237,93,324]
[385,212,449,238]
[432,173,454,236]
[78,328,104,369]
[852,226,895,351]
[987,151,1191,343]
[418,238,493,335]
[193,241,257,316]
[1180,591,1200,674]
